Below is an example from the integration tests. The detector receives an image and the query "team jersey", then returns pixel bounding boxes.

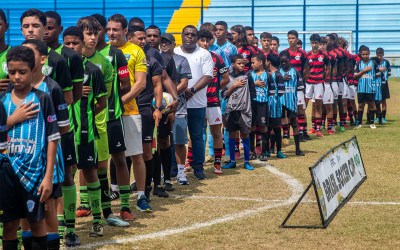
[284,48,308,77]
[0,45,11,79]
[85,51,114,134]
[43,48,73,92]
[279,67,300,113]
[327,49,339,82]
[0,100,7,153]
[254,46,264,55]
[138,52,163,106]
[37,76,69,184]
[263,50,279,59]
[172,53,192,116]
[209,44,228,68]
[379,59,391,83]
[225,70,254,112]
[374,73,382,101]
[334,48,344,81]
[268,71,285,118]
[74,59,107,145]
[306,50,330,84]
[347,54,357,85]
[99,44,129,120]
[54,45,84,85]
[238,45,258,72]
[249,70,270,103]
[212,40,238,67]
[354,60,380,93]
[118,41,147,116]
[0,89,60,195]
[207,52,228,107]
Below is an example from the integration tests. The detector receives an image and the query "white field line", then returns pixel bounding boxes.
[79,162,304,249]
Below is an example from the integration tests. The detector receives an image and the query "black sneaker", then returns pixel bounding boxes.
[296,150,305,156]
[153,186,169,197]
[109,190,120,201]
[65,232,81,247]
[130,182,137,193]
[303,133,312,140]
[299,133,307,142]
[164,181,175,191]
[192,166,207,180]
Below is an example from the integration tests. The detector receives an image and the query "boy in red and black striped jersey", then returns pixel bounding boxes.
[304,34,332,137]
[260,32,279,58]
[270,36,280,54]
[231,25,259,73]
[284,30,310,141]
[243,26,264,55]
[336,37,351,130]
[198,30,229,174]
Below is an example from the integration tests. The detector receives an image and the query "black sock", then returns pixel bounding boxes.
[261,132,269,153]
[160,147,172,182]
[144,159,154,188]
[357,110,363,125]
[273,128,282,152]
[270,133,276,150]
[22,235,32,250]
[3,239,19,250]
[369,110,375,124]
[110,159,117,186]
[294,134,301,152]
[98,170,112,218]
[382,110,386,119]
[32,236,47,250]
[153,152,161,186]
[47,238,60,250]
[249,132,255,152]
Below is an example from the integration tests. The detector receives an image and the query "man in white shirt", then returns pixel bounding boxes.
[175,25,213,180]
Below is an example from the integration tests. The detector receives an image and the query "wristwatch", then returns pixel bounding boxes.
[155,106,163,111]
[190,87,196,94]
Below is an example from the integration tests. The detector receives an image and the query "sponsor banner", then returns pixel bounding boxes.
[310,137,366,222]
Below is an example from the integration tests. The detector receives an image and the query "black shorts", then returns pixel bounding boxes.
[158,114,172,138]
[381,82,390,100]
[223,111,251,135]
[269,117,281,128]
[357,93,374,103]
[0,157,45,223]
[107,118,127,154]
[281,106,297,119]
[251,101,268,127]
[50,183,63,199]
[61,131,77,167]
[139,105,155,143]
[76,141,97,169]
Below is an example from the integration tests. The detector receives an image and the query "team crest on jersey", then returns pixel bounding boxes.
[295,55,300,60]
[309,59,313,63]
[124,54,130,61]
[106,56,113,63]
[2,62,7,74]
[318,56,323,62]
[42,65,53,76]
[83,74,89,83]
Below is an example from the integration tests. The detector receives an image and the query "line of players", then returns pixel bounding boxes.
[0,8,392,249]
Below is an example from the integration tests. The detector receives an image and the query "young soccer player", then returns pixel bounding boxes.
[197,29,229,174]
[376,48,391,123]
[279,50,305,156]
[231,25,258,73]
[63,25,108,238]
[222,54,255,170]
[214,21,238,67]
[297,39,303,49]
[0,9,11,91]
[20,39,70,250]
[0,46,60,250]
[243,26,263,54]
[260,32,278,57]
[371,57,383,125]
[270,36,280,54]
[354,46,380,129]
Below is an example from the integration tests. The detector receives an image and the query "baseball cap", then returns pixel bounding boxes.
[161,33,175,43]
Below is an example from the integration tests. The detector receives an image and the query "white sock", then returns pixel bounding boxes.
[177,164,185,176]
[137,191,145,199]
[111,184,119,192]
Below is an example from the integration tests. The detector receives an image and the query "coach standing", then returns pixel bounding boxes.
[175,25,213,180]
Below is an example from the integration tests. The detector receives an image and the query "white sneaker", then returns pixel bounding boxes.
[177,174,189,185]
[355,124,362,129]
[370,124,376,129]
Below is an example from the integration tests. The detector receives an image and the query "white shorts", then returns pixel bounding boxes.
[349,85,357,100]
[323,83,334,104]
[305,83,324,100]
[342,82,350,99]
[338,81,345,96]
[331,82,339,100]
[297,91,306,110]
[122,115,143,156]
[206,106,222,125]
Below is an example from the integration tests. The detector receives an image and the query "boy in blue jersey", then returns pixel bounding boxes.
[279,50,305,156]
[222,54,255,171]
[249,53,270,161]
[354,46,380,129]
[0,46,60,250]
[20,39,70,250]
[376,48,391,123]
[371,56,383,125]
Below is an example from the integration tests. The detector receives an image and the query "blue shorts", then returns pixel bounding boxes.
[173,116,188,145]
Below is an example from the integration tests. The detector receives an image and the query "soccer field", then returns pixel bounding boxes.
[75,78,400,249]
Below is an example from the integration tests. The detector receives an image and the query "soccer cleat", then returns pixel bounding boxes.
[177,174,189,185]
[120,207,135,221]
[370,124,377,129]
[76,206,92,218]
[259,153,268,161]
[327,129,335,135]
[90,223,103,237]
[282,138,290,146]
[214,165,223,175]
[136,195,153,212]
[374,118,379,123]
[296,150,305,156]
[222,161,236,169]
[244,162,254,171]
[164,181,175,191]
[105,215,130,227]
[130,182,137,193]
[205,154,214,163]
[276,151,287,159]
[153,186,169,197]
[355,124,362,129]
[109,190,120,201]
[340,126,346,132]
[65,232,80,247]
[316,131,324,137]
[308,128,316,134]
[382,118,388,124]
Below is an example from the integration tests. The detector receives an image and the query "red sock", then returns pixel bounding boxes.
[311,116,316,130]
[214,148,222,167]
[186,146,193,165]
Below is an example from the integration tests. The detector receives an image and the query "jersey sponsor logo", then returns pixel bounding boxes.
[118,67,129,78]
[47,114,57,123]
[124,54,131,61]
[2,62,7,74]
[42,65,53,76]
[27,200,35,212]
[58,103,68,111]
[8,138,36,155]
